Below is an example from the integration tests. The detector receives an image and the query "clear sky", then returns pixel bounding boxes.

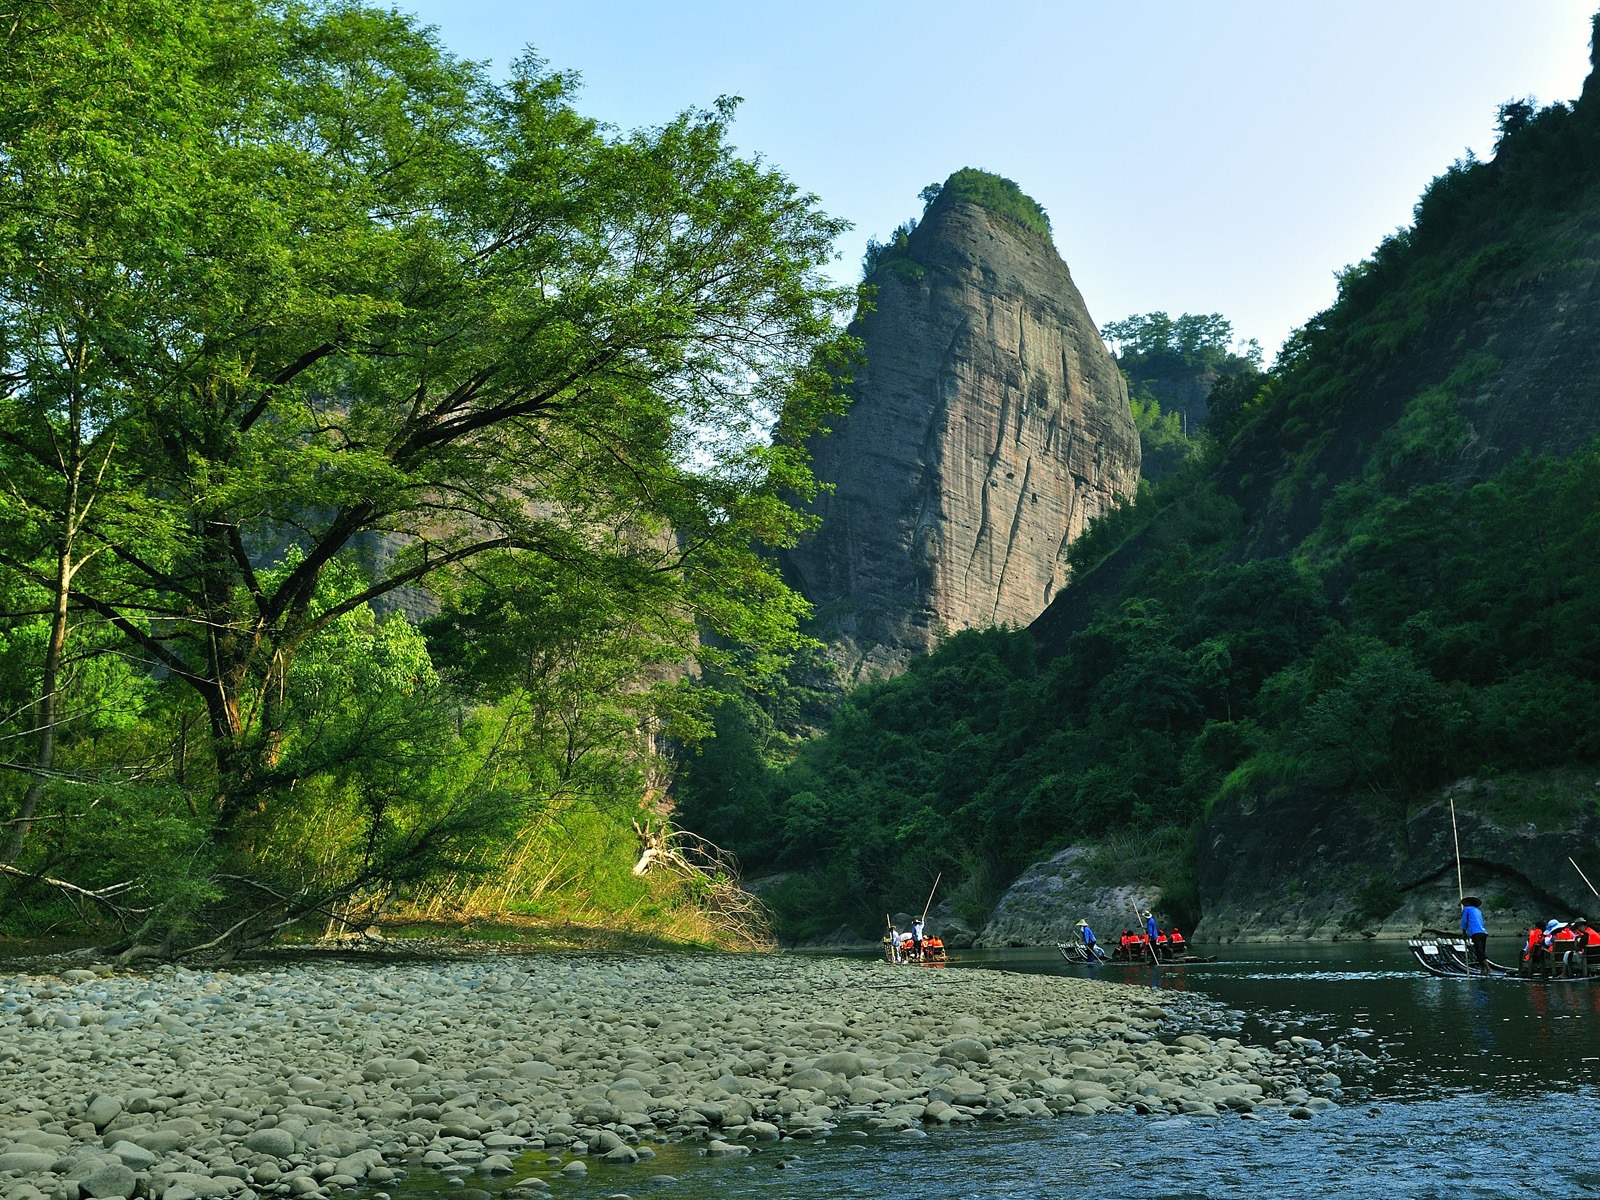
[396,1,1596,361]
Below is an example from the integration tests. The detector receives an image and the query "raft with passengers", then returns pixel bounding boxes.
[1058,911,1216,965]
[1407,845,1600,980]
[882,916,949,965]
[1409,909,1600,981]
[881,874,950,965]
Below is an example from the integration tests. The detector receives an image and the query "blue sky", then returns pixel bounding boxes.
[397,2,1595,360]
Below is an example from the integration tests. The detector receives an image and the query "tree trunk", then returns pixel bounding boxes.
[2,473,76,866]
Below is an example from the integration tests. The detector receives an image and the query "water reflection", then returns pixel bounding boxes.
[970,941,1600,1099]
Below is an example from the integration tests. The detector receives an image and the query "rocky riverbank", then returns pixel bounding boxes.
[0,953,1345,1200]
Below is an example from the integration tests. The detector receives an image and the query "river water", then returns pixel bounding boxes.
[372,942,1600,1200]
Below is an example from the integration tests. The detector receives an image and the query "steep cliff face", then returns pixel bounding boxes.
[788,195,1139,678]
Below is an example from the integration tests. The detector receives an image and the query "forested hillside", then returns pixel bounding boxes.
[676,14,1600,941]
[0,0,853,955]
[1104,312,1261,479]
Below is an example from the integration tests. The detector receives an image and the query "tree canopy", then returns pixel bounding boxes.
[0,0,855,955]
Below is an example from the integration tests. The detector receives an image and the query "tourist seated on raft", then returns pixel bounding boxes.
[1562,918,1594,977]
[1547,920,1575,957]
[1170,927,1186,947]
[1524,927,1548,973]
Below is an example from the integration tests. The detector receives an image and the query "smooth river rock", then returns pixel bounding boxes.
[0,951,1341,1200]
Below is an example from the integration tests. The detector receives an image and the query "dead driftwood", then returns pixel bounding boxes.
[632,819,774,950]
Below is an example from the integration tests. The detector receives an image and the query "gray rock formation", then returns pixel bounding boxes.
[788,194,1139,679]
[977,846,1164,947]
[1198,775,1600,941]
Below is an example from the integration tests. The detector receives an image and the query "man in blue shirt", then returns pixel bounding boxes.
[1460,896,1489,974]
[1144,910,1161,961]
[1076,919,1100,961]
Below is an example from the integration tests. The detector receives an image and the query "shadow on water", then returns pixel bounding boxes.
[372,942,1600,1200]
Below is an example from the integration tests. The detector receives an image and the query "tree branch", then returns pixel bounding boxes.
[300,535,518,638]
[237,341,341,432]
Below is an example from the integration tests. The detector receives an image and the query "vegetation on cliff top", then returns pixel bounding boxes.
[678,15,1600,939]
[861,168,1053,281]
[921,168,1053,239]
[0,0,854,955]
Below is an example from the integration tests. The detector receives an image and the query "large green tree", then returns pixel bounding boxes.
[0,0,853,953]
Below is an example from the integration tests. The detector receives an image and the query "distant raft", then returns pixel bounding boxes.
[882,933,949,966]
[1057,940,1216,966]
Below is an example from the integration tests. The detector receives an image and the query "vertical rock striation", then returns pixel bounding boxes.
[789,188,1139,679]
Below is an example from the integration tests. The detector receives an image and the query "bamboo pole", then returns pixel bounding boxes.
[1449,797,1464,903]
[1570,856,1600,902]
[920,873,942,927]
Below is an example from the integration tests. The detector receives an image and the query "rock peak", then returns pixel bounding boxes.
[789,188,1139,680]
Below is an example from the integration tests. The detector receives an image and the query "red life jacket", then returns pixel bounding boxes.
[1586,929,1600,947]
[1555,928,1577,943]
[1526,928,1543,951]
[1171,929,1185,945]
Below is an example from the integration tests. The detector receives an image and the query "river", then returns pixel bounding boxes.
[377,942,1600,1200]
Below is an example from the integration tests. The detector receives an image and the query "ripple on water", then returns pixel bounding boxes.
[378,1092,1600,1200]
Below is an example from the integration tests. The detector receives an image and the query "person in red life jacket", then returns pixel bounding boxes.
[1524,926,1547,974]
[1119,930,1135,958]
[1170,927,1186,952]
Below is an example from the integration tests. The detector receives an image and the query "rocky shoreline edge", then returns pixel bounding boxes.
[1,953,1354,1200]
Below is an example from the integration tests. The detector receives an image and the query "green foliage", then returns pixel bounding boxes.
[921,168,1052,240]
[861,220,918,280]
[1340,875,1403,932]
[859,168,1050,285]
[687,32,1600,943]
[1237,75,1600,468]
[1202,367,1269,445]
[1102,312,1260,372]
[1129,388,1200,478]
[684,423,1600,939]
[696,546,1328,937]
[0,0,852,952]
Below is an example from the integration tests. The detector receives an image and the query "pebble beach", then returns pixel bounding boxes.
[0,953,1345,1200]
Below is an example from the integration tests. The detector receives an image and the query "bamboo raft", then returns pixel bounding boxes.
[1407,935,1599,982]
[1056,941,1217,966]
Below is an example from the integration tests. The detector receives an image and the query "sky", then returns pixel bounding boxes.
[396,2,1597,362]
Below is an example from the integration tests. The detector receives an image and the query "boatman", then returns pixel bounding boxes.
[1076,919,1099,960]
[1144,910,1160,960]
[1460,896,1490,975]
[910,916,925,961]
